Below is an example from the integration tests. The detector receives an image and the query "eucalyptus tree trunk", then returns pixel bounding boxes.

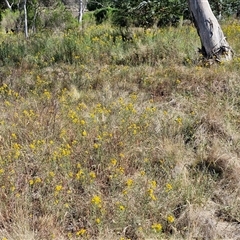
[23,0,28,38]
[78,0,88,23]
[78,0,83,22]
[188,0,233,61]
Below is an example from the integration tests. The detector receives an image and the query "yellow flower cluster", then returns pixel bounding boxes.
[151,223,162,232]
[147,180,158,201]
[91,195,102,208]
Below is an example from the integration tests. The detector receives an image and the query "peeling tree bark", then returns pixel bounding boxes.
[188,0,233,61]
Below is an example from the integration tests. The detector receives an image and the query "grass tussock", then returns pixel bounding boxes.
[0,20,240,239]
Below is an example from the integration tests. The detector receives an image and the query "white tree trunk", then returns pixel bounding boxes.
[188,0,233,61]
[78,0,83,23]
[24,0,28,38]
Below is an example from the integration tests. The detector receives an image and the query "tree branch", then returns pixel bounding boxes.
[4,0,13,10]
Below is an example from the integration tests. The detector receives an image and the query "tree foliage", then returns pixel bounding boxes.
[99,0,189,28]
[87,0,240,28]
[0,0,78,33]
[1,0,239,33]
[210,0,240,16]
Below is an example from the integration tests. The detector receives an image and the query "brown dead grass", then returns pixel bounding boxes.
[1,21,240,239]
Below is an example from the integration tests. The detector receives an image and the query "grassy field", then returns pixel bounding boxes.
[0,19,240,239]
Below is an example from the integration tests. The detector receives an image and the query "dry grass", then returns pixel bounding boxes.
[0,20,240,240]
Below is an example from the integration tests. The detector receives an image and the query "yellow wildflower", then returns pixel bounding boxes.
[80,119,86,125]
[148,188,157,200]
[76,228,86,236]
[76,169,84,179]
[95,218,101,224]
[151,223,162,232]
[126,179,133,187]
[93,143,100,149]
[11,133,17,139]
[82,130,87,136]
[122,189,128,195]
[166,183,173,192]
[167,215,175,223]
[49,171,55,177]
[35,177,41,183]
[175,117,182,125]
[91,195,102,207]
[111,158,117,166]
[64,203,70,208]
[119,205,125,211]
[29,179,34,185]
[89,171,96,179]
[55,185,63,191]
[150,180,157,189]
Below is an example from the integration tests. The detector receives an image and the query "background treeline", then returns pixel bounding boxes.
[90,0,240,27]
[0,0,240,34]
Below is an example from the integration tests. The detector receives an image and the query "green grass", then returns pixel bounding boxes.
[0,20,240,240]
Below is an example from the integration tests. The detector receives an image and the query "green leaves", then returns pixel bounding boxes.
[97,0,240,28]
[110,0,188,28]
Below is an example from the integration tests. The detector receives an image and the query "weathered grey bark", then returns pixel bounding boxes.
[188,0,233,61]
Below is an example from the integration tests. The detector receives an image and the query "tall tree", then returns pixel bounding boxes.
[188,0,233,62]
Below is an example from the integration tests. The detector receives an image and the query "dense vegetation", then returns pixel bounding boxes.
[89,0,240,27]
[0,0,240,33]
[0,2,240,240]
